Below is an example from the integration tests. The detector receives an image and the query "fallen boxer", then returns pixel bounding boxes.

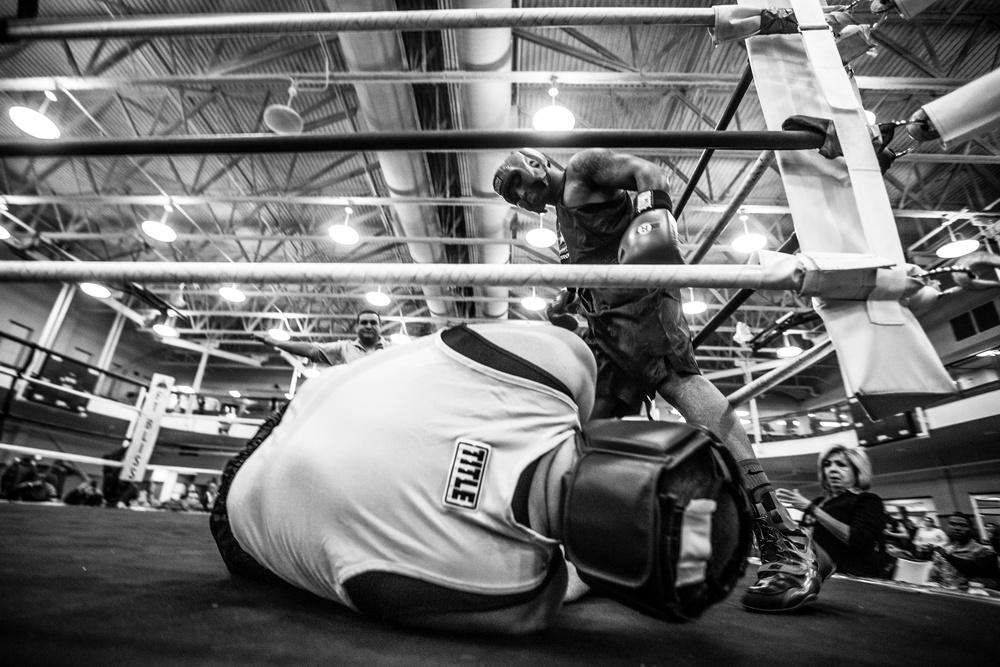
[211,323,750,634]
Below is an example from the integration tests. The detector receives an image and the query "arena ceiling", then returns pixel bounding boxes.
[1,0,999,404]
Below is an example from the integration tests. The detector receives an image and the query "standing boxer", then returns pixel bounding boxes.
[493,147,823,612]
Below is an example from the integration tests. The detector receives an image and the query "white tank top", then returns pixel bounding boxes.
[227,325,594,608]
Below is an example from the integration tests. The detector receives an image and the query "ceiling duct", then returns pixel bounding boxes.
[327,0,456,321]
[447,0,515,319]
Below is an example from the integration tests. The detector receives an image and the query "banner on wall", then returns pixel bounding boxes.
[119,373,174,482]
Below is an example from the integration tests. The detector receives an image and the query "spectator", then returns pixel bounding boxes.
[256,310,389,367]
[776,445,891,579]
[883,515,914,558]
[494,147,820,612]
[200,479,219,512]
[985,523,1000,552]
[160,483,204,512]
[64,480,104,506]
[101,448,140,508]
[928,512,999,591]
[1,456,40,498]
[132,487,158,510]
[897,506,919,547]
[911,516,949,559]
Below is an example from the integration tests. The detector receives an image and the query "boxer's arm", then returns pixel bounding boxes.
[344,555,569,635]
[566,148,670,198]
[256,335,324,363]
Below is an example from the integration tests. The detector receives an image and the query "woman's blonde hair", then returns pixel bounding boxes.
[817,444,873,492]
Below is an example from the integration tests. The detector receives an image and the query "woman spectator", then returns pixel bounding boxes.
[776,445,891,579]
[911,516,950,559]
[883,515,914,557]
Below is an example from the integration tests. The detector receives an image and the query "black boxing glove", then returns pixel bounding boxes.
[547,288,581,331]
[619,208,684,266]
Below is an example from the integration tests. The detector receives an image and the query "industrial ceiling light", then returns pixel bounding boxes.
[776,334,803,358]
[79,282,111,299]
[328,206,360,245]
[366,286,391,307]
[141,207,177,243]
[219,284,247,302]
[936,224,980,258]
[682,288,707,315]
[8,91,60,139]
[0,226,10,241]
[525,211,557,248]
[229,390,241,398]
[264,82,304,135]
[532,81,575,132]
[268,317,291,342]
[390,320,411,345]
[731,212,767,254]
[975,349,1000,358]
[521,287,547,311]
[152,315,178,338]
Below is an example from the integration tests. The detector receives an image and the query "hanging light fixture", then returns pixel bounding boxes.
[328,206,360,245]
[390,319,411,345]
[366,286,391,307]
[682,288,707,315]
[79,283,111,299]
[268,316,291,342]
[776,334,803,358]
[152,314,179,338]
[141,205,177,243]
[8,91,60,139]
[521,287,547,312]
[731,211,767,254]
[525,210,557,248]
[263,81,304,135]
[936,223,980,258]
[532,80,575,132]
[219,284,247,302]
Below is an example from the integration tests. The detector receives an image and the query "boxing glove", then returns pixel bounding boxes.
[547,287,582,331]
[618,192,683,265]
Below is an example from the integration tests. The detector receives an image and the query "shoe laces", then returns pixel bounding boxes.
[753,519,810,566]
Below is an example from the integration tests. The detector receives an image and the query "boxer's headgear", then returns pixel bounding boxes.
[561,420,751,622]
[493,148,550,209]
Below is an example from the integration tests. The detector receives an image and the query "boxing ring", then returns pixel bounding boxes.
[2,501,997,667]
[3,4,1000,662]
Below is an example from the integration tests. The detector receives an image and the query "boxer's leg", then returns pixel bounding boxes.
[656,371,822,612]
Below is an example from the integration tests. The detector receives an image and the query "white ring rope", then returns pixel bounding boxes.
[0,261,793,291]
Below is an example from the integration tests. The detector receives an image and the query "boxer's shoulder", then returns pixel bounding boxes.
[463,324,596,401]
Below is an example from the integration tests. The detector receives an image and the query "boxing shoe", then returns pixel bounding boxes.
[741,518,823,612]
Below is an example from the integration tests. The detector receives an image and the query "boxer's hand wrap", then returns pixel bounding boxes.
[635,189,673,215]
